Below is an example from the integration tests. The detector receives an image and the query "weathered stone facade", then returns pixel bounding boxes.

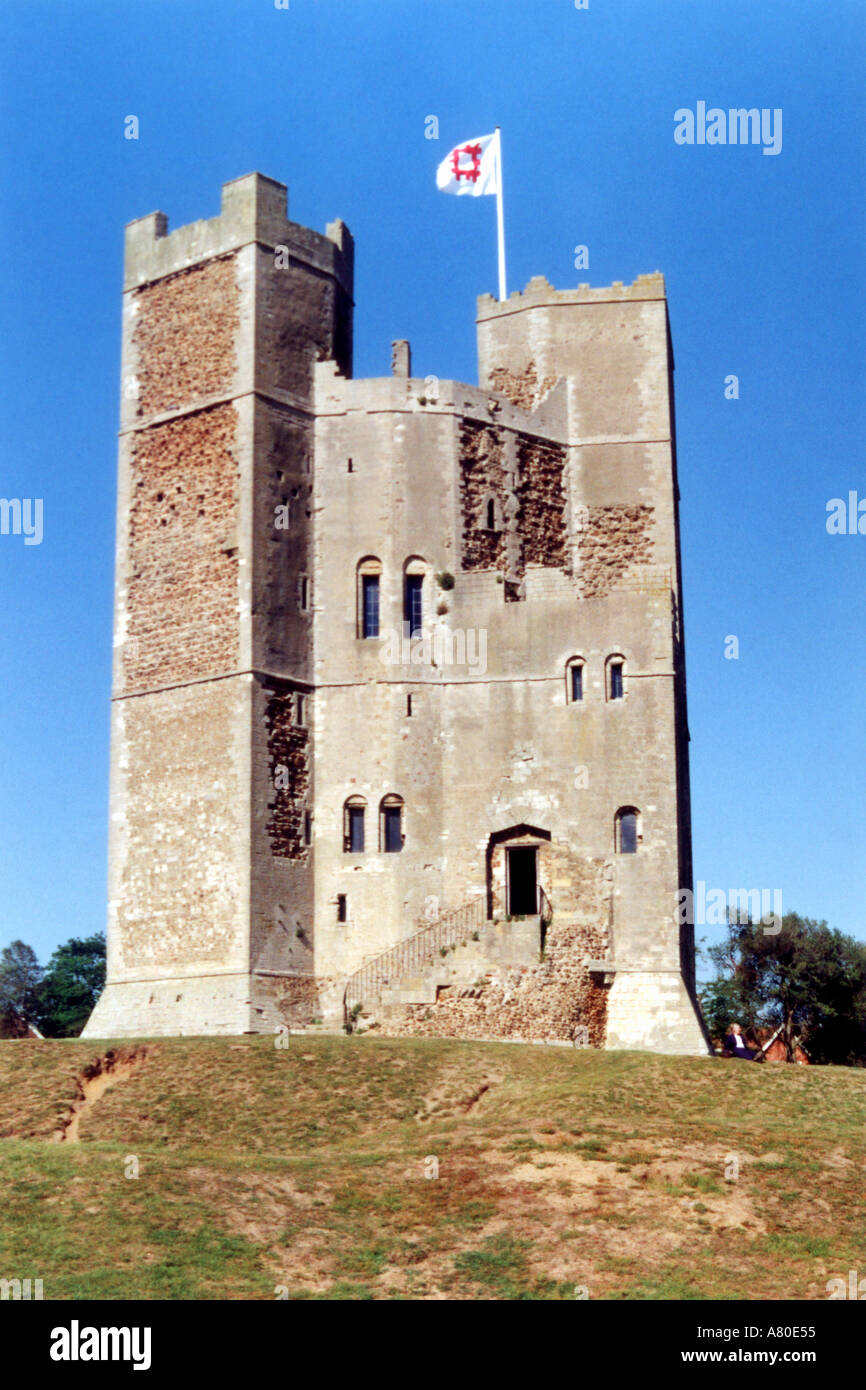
[84,174,708,1055]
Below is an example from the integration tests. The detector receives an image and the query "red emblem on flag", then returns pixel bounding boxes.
[450,142,482,183]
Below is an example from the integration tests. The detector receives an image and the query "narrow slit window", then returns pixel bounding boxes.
[304,810,312,846]
[296,693,306,726]
[406,693,413,717]
[486,498,496,530]
[347,458,354,473]
[300,576,310,611]
[362,575,380,638]
[405,574,423,636]
[570,665,583,703]
[609,661,624,700]
[337,894,347,923]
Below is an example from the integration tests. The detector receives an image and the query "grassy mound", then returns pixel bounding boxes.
[0,1036,863,1299]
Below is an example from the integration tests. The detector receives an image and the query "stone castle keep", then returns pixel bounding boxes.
[83,172,709,1054]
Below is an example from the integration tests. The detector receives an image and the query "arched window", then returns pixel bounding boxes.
[615,807,640,854]
[343,796,367,853]
[566,657,585,704]
[380,794,405,853]
[483,494,500,531]
[357,558,382,639]
[403,557,427,638]
[606,654,626,701]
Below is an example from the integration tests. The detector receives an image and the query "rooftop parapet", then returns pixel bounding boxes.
[477,272,665,320]
[313,360,568,441]
[123,172,354,295]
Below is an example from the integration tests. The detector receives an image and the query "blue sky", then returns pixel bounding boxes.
[0,0,863,971]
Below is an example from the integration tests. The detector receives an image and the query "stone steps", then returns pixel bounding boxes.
[348,917,544,1025]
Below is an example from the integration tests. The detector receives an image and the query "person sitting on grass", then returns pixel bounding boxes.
[724,1022,757,1060]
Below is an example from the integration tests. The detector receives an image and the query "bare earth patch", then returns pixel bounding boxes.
[53,1046,153,1143]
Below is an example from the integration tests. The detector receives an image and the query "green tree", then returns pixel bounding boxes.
[699,913,866,1066]
[0,940,43,1033]
[37,933,106,1038]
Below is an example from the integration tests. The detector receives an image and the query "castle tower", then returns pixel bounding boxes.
[475,276,703,1050]
[85,174,707,1054]
[84,174,353,1036]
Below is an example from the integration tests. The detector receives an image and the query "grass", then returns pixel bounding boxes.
[0,1036,864,1300]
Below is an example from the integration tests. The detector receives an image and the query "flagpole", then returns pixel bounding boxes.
[495,126,507,301]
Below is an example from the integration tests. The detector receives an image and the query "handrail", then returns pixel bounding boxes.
[343,895,487,1026]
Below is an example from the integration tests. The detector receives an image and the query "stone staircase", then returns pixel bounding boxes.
[342,894,548,1031]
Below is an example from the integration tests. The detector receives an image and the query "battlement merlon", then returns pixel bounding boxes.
[122,172,354,297]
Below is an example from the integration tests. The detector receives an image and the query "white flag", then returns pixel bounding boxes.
[436,132,500,196]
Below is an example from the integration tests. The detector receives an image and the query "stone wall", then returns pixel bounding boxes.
[579,504,655,598]
[459,420,507,571]
[392,919,609,1044]
[263,679,310,861]
[459,422,568,581]
[488,360,557,411]
[111,677,250,976]
[516,435,567,571]
[124,405,240,691]
[255,402,314,673]
[132,257,239,418]
[250,972,323,1031]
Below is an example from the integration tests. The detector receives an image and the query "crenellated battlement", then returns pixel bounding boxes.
[477,271,665,321]
[123,172,354,296]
